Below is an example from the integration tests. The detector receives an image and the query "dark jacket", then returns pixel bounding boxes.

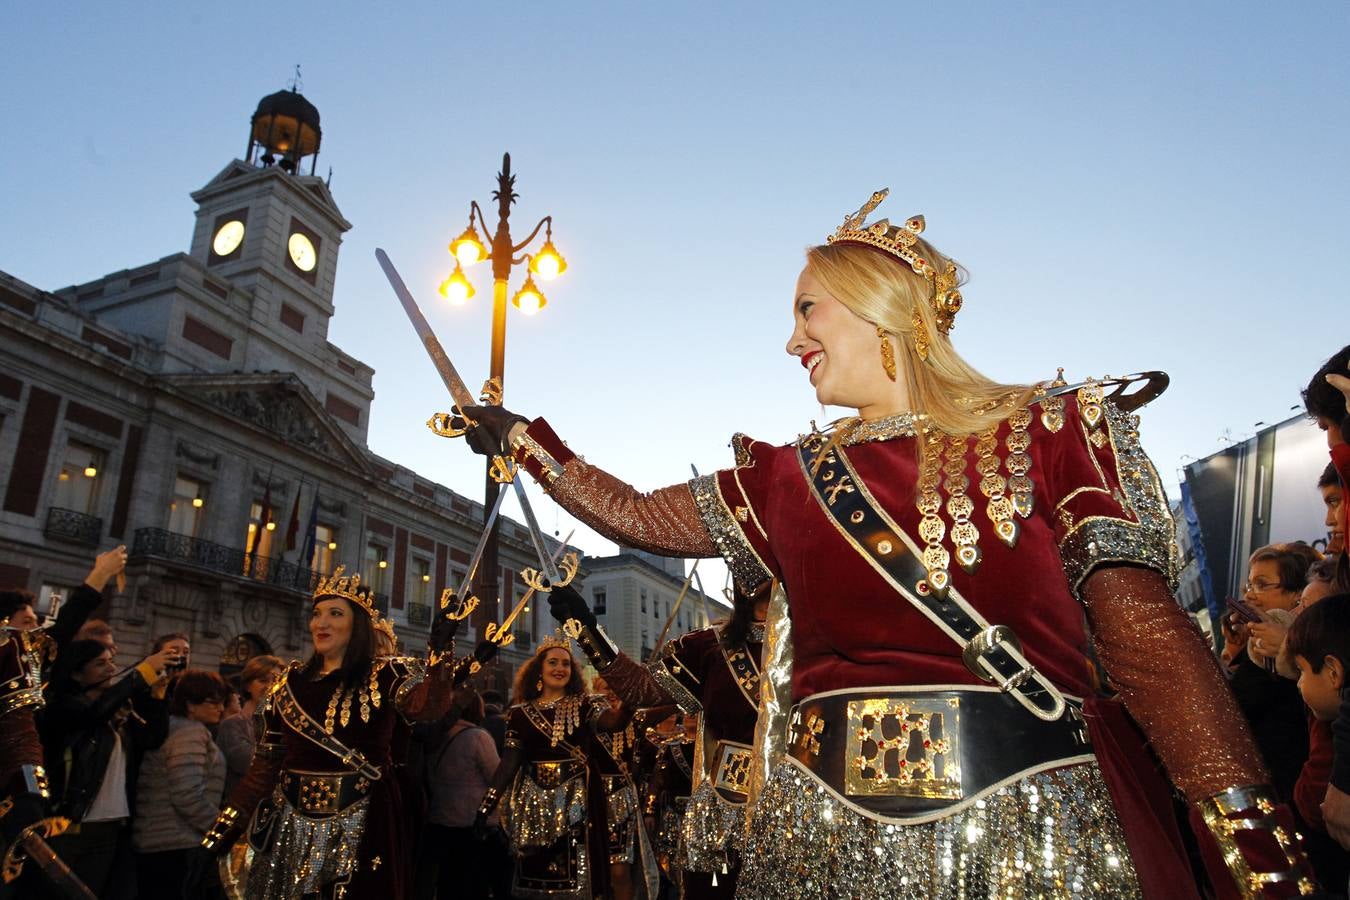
[40,665,168,822]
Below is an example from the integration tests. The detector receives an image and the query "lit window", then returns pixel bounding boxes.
[313,524,336,573]
[168,476,204,537]
[365,544,388,594]
[412,558,431,606]
[53,442,104,514]
[244,500,275,575]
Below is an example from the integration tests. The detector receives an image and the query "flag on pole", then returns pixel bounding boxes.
[300,488,321,572]
[285,483,303,552]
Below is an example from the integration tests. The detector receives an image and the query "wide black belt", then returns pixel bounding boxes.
[787,687,1092,821]
[280,768,373,817]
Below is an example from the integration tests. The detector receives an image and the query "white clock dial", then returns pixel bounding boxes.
[288,232,317,272]
[212,220,245,256]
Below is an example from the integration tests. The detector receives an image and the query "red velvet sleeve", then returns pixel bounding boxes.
[390,657,455,724]
[1083,565,1268,800]
[1041,393,1178,595]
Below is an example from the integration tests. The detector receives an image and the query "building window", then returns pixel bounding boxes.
[640,588,647,614]
[313,524,337,573]
[245,500,276,561]
[167,475,205,537]
[52,441,103,514]
[411,558,431,607]
[593,587,607,615]
[365,544,388,595]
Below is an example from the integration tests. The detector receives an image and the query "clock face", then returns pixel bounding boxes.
[212,220,246,256]
[288,232,318,272]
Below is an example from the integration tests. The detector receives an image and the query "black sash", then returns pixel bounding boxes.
[796,437,1067,721]
[277,675,383,781]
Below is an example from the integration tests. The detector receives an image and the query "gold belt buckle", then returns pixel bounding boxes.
[292,774,341,814]
[711,741,753,795]
[844,696,963,800]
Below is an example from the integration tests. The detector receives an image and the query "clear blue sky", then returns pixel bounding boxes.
[4,2,1347,588]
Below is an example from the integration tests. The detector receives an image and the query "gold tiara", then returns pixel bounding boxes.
[313,566,389,632]
[826,189,963,357]
[537,628,572,655]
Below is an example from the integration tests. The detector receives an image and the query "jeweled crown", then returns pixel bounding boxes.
[826,188,963,339]
[537,628,573,655]
[313,566,387,631]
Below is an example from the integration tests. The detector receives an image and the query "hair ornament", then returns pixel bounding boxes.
[827,188,964,353]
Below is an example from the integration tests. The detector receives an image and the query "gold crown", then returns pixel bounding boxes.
[826,189,964,349]
[313,566,391,636]
[537,627,573,654]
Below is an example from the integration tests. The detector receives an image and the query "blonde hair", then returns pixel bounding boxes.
[804,241,1038,437]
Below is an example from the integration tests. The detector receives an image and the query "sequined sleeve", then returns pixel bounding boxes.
[1083,565,1268,800]
[510,418,716,557]
[1044,392,1179,595]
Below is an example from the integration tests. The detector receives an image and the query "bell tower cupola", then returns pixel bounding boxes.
[248,86,322,176]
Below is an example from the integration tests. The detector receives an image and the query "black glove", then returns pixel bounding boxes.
[473,639,499,665]
[472,811,492,841]
[428,600,463,654]
[454,404,529,457]
[547,584,596,629]
[0,791,47,843]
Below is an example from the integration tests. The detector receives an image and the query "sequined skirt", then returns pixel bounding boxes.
[502,762,587,852]
[680,779,745,873]
[736,759,1141,899]
[605,774,639,863]
[245,792,369,899]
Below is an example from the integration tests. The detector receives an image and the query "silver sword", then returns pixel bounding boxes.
[376,248,477,410]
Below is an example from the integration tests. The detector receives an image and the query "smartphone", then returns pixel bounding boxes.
[1226,595,1264,624]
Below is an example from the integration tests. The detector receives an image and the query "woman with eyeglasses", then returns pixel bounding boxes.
[1225,543,1321,809]
[132,668,230,900]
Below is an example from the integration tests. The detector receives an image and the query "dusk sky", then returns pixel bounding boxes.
[4,2,1347,591]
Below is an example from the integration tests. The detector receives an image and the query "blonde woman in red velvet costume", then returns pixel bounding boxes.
[456,190,1316,898]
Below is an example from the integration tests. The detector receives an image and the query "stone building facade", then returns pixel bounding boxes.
[0,89,590,692]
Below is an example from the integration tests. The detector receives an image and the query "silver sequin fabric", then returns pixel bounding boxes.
[680,780,745,872]
[246,793,369,899]
[501,766,587,852]
[737,761,1141,899]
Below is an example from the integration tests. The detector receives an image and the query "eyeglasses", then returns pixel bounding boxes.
[1244,580,1284,594]
[199,698,226,707]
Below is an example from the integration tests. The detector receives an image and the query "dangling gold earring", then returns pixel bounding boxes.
[535,678,543,692]
[911,309,930,362]
[877,325,897,381]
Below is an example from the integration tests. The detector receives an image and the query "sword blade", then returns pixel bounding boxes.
[375,248,476,409]
[511,476,563,586]
[21,831,97,900]
[455,484,509,598]
[497,530,574,635]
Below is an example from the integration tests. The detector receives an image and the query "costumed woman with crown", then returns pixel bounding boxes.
[454,190,1319,898]
[201,568,490,900]
[475,635,661,900]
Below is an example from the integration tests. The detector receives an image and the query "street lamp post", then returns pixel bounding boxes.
[440,152,567,643]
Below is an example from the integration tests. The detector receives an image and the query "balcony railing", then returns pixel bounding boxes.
[45,507,103,545]
[130,527,321,595]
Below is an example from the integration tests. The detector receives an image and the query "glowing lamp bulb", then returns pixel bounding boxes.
[192,497,204,508]
[422,574,431,582]
[265,521,276,531]
[378,559,388,569]
[449,226,487,267]
[328,541,338,551]
[530,241,567,281]
[512,276,547,316]
[438,264,475,305]
[83,465,98,478]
